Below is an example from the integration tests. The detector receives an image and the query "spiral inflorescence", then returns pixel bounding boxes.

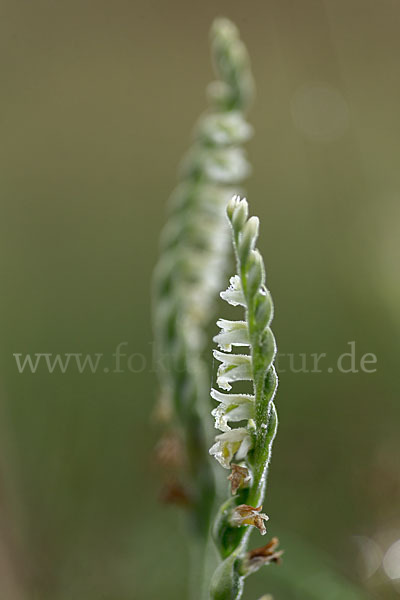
[209,196,280,600]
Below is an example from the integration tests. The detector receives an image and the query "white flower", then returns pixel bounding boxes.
[213,318,249,351]
[209,427,253,468]
[210,388,255,432]
[213,350,252,391]
[220,275,246,307]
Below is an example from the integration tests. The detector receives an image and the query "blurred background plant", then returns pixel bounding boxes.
[152,18,253,598]
[1,1,400,599]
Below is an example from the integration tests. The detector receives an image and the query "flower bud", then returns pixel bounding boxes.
[230,198,248,232]
[227,195,241,221]
[254,290,273,331]
[259,328,276,371]
[238,216,259,265]
[246,250,264,298]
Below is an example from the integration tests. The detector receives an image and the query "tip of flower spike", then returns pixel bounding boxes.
[228,195,249,233]
[226,194,242,220]
[209,18,254,111]
[211,17,238,42]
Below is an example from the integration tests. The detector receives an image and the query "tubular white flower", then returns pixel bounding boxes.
[210,388,255,432]
[213,319,249,351]
[212,402,255,433]
[213,350,253,391]
[209,196,280,600]
[209,428,253,469]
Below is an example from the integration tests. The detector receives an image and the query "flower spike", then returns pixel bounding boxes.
[210,196,279,599]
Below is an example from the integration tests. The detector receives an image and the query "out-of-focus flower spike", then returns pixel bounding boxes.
[196,112,253,146]
[160,480,193,508]
[209,18,255,111]
[154,432,186,469]
[153,18,254,543]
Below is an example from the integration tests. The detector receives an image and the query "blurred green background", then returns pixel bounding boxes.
[1,1,400,598]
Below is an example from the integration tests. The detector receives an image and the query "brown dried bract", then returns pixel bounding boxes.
[159,480,192,507]
[230,504,269,535]
[228,464,250,495]
[152,393,173,424]
[154,432,185,469]
[247,537,283,567]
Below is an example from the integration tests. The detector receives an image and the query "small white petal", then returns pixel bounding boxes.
[210,388,255,405]
[213,319,250,351]
[220,275,246,307]
[213,350,252,390]
[235,433,253,460]
[213,350,252,367]
[211,402,254,432]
